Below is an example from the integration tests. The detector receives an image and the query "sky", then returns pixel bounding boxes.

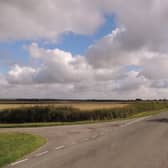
[0,0,167,99]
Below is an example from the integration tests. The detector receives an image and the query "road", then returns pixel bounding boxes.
[2,112,168,168]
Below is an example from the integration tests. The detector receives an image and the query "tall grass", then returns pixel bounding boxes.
[0,102,168,123]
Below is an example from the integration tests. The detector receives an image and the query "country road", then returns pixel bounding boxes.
[2,112,168,168]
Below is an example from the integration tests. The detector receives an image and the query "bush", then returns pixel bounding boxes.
[0,102,168,123]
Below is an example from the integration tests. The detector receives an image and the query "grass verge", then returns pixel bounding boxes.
[128,108,168,119]
[0,132,46,167]
[0,108,167,128]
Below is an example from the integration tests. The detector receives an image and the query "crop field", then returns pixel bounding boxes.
[0,102,128,111]
[0,101,168,128]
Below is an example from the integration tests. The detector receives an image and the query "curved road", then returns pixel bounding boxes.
[2,112,168,168]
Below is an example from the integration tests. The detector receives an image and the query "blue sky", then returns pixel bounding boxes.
[45,15,116,55]
[0,15,116,73]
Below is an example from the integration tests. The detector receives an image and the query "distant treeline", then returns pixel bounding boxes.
[0,102,168,123]
[0,99,167,104]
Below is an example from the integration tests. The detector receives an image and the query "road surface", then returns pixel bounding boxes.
[2,112,168,168]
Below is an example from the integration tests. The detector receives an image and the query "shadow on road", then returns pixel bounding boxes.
[147,118,168,123]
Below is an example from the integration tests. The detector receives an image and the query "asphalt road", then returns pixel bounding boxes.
[2,112,168,168]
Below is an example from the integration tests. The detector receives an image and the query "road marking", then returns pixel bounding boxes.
[55,145,65,150]
[35,151,48,157]
[120,117,150,128]
[11,159,28,166]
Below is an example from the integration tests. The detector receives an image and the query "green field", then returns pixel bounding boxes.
[0,133,46,167]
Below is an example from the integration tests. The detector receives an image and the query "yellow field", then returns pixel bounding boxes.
[0,102,128,111]
[64,102,128,110]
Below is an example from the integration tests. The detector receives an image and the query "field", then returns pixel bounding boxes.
[0,132,46,167]
[0,101,168,125]
[0,101,168,167]
[0,102,127,111]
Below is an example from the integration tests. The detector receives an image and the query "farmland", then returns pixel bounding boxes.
[1,100,168,167]
[0,102,127,111]
[0,101,168,125]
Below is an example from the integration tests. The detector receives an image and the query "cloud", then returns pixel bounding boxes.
[1,0,167,51]
[1,0,168,99]
[139,54,168,80]
[0,0,107,41]
[4,42,157,99]
[113,71,147,92]
[86,28,143,68]
[109,0,168,53]
[28,43,93,83]
[0,74,8,86]
[8,43,128,85]
[8,43,92,84]
[151,80,168,89]
[7,65,37,84]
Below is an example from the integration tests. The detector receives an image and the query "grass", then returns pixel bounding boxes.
[0,108,167,128]
[0,102,127,111]
[0,132,46,168]
[129,108,168,118]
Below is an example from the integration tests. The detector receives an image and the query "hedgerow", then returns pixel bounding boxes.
[0,102,168,123]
